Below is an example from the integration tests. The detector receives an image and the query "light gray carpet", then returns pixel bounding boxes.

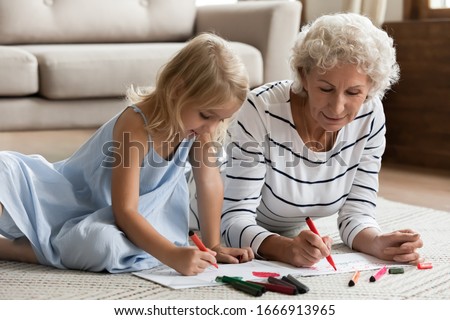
[1,198,449,300]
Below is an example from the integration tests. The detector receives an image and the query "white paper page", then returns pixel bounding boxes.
[133,260,295,289]
[291,252,409,276]
[133,253,409,289]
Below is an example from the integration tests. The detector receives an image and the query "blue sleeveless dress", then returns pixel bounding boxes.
[0,105,194,273]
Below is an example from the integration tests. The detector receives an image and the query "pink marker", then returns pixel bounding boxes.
[370,265,388,282]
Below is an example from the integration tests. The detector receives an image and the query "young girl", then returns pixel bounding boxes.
[0,33,254,275]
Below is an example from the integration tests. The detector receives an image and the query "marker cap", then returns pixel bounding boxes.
[389,267,404,274]
[417,262,433,270]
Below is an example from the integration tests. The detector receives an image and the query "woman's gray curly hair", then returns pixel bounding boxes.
[290,13,400,100]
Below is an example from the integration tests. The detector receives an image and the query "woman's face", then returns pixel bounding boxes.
[301,64,371,132]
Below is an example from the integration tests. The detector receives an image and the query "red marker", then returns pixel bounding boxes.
[305,217,337,271]
[417,262,433,270]
[370,265,387,282]
[189,230,218,268]
[247,280,297,295]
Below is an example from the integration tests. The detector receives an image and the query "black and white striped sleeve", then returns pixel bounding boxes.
[221,97,275,252]
[337,97,386,248]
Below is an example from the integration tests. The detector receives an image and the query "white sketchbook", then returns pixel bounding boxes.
[133,252,409,289]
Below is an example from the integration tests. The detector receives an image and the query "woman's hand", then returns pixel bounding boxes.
[258,230,333,267]
[353,228,423,265]
[211,245,254,264]
[166,246,217,276]
[373,229,423,264]
[286,230,333,267]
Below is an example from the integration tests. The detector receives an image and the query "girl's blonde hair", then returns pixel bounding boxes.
[127,33,249,143]
[290,13,400,100]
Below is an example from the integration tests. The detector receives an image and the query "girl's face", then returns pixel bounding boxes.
[180,100,241,138]
[301,64,371,132]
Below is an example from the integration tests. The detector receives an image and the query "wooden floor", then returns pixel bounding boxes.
[1,129,449,212]
[378,162,450,212]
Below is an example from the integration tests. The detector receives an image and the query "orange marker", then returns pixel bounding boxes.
[348,270,360,287]
[189,230,218,268]
[305,217,337,271]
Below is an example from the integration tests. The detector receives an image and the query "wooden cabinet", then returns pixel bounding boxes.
[382,20,450,170]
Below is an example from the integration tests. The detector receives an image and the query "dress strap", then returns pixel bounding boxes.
[128,104,154,144]
[129,104,149,126]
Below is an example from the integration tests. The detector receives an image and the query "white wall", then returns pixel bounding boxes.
[304,0,403,23]
[196,0,237,6]
[384,0,403,22]
[196,0,404,22]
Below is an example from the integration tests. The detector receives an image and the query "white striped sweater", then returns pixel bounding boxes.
[220,80,384,255]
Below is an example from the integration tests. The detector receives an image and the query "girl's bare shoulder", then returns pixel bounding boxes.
[113,106,149,146]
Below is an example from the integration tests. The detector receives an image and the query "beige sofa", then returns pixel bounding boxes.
[0,0,301,131]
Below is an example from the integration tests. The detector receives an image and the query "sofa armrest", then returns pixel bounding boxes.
[195,1,301,83]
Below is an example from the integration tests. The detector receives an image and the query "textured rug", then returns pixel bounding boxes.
[1,198,449,300]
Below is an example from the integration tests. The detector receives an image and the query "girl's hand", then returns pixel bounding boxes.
[211,245,254,264]
[166,246,217,276]
[285,230,333,267]
[373,229,423,265]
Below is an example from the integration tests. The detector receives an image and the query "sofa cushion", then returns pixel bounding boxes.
[0,46,38,96]
[21,43,185,99]
[0,97,126,131]
[0,0,196,44]
[20,42,263,99]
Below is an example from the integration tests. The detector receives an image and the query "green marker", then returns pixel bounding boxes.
[215,276,243,283]
[230,281,264,297]
[388,267,404,274]
[220,276,266,293]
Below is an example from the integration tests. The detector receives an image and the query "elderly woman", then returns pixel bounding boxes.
[220,13,423,267]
